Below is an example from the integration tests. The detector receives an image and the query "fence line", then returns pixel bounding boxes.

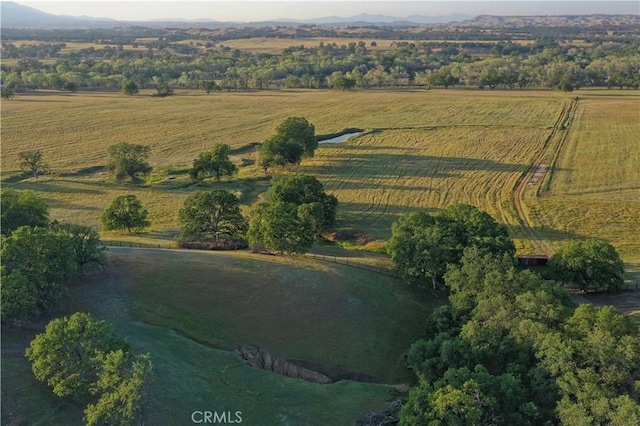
[100,240,176,250]
[100,241,397,278]
[302,252,396,277]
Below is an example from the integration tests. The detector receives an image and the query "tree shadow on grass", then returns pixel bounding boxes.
[528,226,588,245]
[17,179,107,195]
[307,152,530,181]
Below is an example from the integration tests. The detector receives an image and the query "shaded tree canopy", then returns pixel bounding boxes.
[178,190,247,244]
[25,312,130,401]
[264,173,338,233]
[1,188,49,236]
[1,85,15,99]
[51,222,107,275]
[107,142,152,182]
[101,194,150,233]
[333,76,357,91]
[122,79,139,95]
[387,204,514,289]
[247,201,314,255]
[258,117,317,169]
[84,350,153,426]
[189,143,238,182]
[1,226,76,314]
[1,267,37,323]
[200,80,220,94]
[549,239,624,292]
[399,236,639,426]
[26,313,153,425]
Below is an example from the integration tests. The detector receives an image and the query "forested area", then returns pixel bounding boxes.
[376,207,640,425]
[1,24,639,94]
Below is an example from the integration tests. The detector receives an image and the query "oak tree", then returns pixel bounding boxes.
[101,195,150,233]
[247,201,314,255]
[1,226,76,312]
[107,142,152,183]
[52,222,107,275]
[258,117,317,169]
[550,239,624,292]
[25,312,130,400]
[265,173,338,233]
[178,190,247,244]
[189,143,237,182]
[18,149,48,178]
[1,188,49,236]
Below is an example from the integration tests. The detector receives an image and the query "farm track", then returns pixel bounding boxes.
[512,98,578,256]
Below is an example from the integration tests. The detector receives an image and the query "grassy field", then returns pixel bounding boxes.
[2,247,429,425]
[523,94,640,279]
[2,89,638,263]
[111,248,429,382]
[2,89,566,252]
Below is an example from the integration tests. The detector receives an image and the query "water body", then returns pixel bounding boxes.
[319,132,363,144]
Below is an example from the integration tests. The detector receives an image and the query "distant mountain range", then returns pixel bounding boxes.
[1,2,470,29]
[272,13,473,25]
[1,2,638,30]
[0,2,120,28]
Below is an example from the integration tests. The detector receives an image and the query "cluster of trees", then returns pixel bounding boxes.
[386,204,515,290]
[247,173,338,254]
[2,28,638,95]
[1,189,106,323]
[177,173,337,254]
[177,117,335,253]
[26,312,152,425]
[258,117,318,171]
[399,248,639,424]
[383,206,638,424]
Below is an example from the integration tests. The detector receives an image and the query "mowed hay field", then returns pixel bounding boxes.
[2,89,637,264]
[524,94,640,277]
[2,90,566,253]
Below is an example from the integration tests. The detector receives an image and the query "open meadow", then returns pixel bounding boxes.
[1,89,562,249]
[523,93,640,276]
[2,88,638,268]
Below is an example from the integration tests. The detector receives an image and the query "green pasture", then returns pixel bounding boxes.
[2,247,427,425]
[111,248,429,382]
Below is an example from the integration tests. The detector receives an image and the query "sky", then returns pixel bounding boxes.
[13,1,640,22]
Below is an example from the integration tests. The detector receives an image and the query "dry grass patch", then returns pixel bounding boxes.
[524,94,640,278]
[5,89,636,263]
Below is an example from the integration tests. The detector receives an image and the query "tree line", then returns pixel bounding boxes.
[2,30,639,95]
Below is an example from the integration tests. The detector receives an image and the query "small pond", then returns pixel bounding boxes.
[318,131,363,144]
